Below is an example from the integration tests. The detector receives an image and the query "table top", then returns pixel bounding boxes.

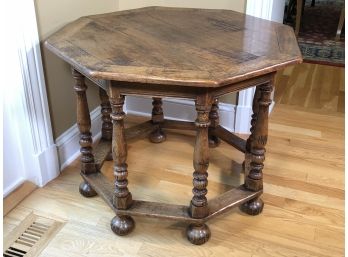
[45,7,302,88]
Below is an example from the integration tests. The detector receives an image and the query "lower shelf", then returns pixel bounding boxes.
[82,172,262,223]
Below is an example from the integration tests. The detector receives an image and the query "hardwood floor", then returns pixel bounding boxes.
[275,63,344,113]
[4,64,344,257]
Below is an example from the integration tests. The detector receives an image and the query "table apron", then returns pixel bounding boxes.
[80,70,274,100]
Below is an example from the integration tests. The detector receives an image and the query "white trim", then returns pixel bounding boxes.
[270,0,287,23]
[3,0,59,194]
[19,23,53,153]
[56,107,102,170]
[125,96,236,131]
[20,0,59,186]
[245,0,285,23]
[246,0,285,21]
[246,0,273,20]
[18,2,60,186]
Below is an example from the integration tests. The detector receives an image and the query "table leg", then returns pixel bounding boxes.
[149,97,166,143]
[246,87,261,154]
[109,89,134,236]
[187,96,211,245]
[72,69,97,198]
[208,98,220,148]
[241,82,273,215]
[99,88,113,161]
[99,88,112,141]
[243,86,260,185]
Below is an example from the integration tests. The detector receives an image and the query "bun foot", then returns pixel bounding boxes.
[240,197,264,216]
[149,129,166,143]
[186,223,211,245]
[79,181,97,197]
[208,135,220,148]
[111,215,135,236]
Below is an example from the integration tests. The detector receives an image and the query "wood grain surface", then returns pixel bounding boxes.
[45,6,302,87]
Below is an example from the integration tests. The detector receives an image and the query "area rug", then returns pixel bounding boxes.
[289,0,345,66]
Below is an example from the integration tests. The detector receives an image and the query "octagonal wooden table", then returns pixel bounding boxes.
[45,7,302,245]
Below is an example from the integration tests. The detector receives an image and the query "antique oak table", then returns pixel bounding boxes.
[45,7,302,245]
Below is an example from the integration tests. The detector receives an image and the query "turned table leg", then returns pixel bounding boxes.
[109,89,134,236]
[72,69,97,198]
[99,87,113,161]
[241,82,273,215]
[149,97,166,143]
[187,96,212,245]
[244,86,261,177]
[208,98,220,148]
[99,87,112,141]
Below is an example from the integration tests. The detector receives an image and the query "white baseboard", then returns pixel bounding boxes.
[55,107,102,170]
[125,96,236,132]
[54,95,245,171]
[234,104,253,134]
[36,144,60,186]
[219,102,236,132]
[125,96,194,121]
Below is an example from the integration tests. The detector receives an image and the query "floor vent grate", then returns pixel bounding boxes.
[4,213,64,257]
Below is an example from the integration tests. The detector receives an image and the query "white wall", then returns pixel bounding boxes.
[3,97,27,196]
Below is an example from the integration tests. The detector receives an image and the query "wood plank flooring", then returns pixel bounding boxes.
[275,63,344,113]
[4,63,344,256]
